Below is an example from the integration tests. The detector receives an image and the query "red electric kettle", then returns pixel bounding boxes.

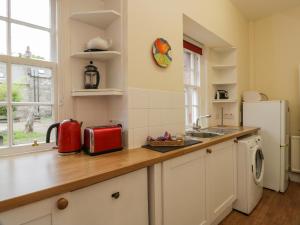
[46,119,82,154]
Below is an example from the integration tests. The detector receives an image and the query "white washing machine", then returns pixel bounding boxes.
[233,135,264,215]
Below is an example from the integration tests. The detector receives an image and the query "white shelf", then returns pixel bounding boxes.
[212,65,236,69]
[211,47,236,52]
[212,99,237,103]
[71,51,121,60]
[72,89,123,97]
[212,82,237,85]
[70,10,120,29]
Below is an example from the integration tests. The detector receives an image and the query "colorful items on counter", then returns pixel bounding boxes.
[147,131,184,147]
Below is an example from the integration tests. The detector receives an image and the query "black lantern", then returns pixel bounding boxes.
[84,61,100,89]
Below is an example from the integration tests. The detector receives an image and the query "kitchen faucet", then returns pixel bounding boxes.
[193,114,212,130]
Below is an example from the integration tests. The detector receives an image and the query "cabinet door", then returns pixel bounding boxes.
[0,197,55,225]
[162,150,208,225]
[206,140,237,223]
[54,168,148,225]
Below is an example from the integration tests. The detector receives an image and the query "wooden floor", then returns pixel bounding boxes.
[220,182,300,225]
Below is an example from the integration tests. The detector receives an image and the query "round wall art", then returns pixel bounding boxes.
[152,38,172,68]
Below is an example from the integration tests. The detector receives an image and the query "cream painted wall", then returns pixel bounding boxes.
[250,6,300,135]
[57,0,251,148]
[127,0,250,98]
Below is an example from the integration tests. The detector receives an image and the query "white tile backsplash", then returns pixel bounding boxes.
[148,109,164,126]
[129,109,148,129]
[127,128,134,149]
[133,127,149,148]
[149,90,171,109]
[128,88,149,109]
[128,87,185,149]
[170,92,185,109]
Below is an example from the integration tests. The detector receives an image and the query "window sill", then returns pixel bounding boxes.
[0,142,56,157]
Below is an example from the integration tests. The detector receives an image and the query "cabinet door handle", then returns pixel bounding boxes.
[111,192,120,199]
[206,149,212,154]
[57,198,69,210]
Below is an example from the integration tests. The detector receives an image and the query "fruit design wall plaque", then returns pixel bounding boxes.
[152,38,172,68]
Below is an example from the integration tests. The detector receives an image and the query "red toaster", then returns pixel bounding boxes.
[83,125,123,155]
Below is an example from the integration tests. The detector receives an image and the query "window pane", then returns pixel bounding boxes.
[185,88,198,106]
[192,106,198,124]
[187,88,192,105]
[184,70,191,86]
[193,54,200,86]
[184,51,191,71]
[0,62,7,102]
[184,51,191,85]
[0,21,7,55]
[191,88,198,105]
[0,107,8,147]
[13,105,53,145]
[12,64,52,103]
[185,106,189,126]
[186,106,192,126]
[184,50,201,87]
[184,88,188,105]
[0,0,7,17]
[11,23,50,60]
[11,0,50,28]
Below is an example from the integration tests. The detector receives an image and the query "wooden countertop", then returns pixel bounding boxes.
[0,126,259,213]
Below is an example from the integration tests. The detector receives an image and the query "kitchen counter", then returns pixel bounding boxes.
[0,126,259,213]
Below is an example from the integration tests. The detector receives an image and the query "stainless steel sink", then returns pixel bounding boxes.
[186,131,221,138]
[186,126,241,139]
[200,127,241,135]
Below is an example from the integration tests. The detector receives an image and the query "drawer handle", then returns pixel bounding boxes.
[57,198,69,210]
[111,192,120,199]
[206,149,212,154]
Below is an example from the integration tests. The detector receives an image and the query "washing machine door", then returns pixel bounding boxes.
[252,146,264,185]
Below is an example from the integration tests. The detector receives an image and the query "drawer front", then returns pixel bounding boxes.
[62,168,148,225]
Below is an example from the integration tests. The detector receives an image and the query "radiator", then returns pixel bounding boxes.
[291,136,300,173]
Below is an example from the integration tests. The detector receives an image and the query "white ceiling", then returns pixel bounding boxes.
[230,0,300,20]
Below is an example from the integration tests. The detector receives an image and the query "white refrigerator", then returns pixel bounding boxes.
[243,100,289,192]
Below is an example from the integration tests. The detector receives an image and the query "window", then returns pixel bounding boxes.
[0,0,56,152]
[183,40,206,129]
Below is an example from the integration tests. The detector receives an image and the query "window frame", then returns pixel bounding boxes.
[183,40,208,129]
[0,0,57,156]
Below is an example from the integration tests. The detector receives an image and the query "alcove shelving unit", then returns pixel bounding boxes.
[70,10,120,29]
[209,46,239,126]
[69,0,124,97]
[212,99,237,103]
[71,88,123,96]
[211,65,236,70]
[71,51,121,60]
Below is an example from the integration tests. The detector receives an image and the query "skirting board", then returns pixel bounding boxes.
[211,205,233,225]
[289,172,300,183]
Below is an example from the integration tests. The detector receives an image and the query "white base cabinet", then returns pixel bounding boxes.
[206,140,237,224]
[0,169,148,225]
[1,141,237,225]
[150,139,237,225]
[162,150,208,225]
